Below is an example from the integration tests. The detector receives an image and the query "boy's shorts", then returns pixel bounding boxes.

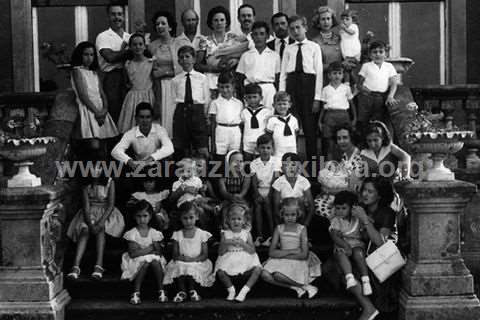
[320,109,351,139]
[215,125,242,155]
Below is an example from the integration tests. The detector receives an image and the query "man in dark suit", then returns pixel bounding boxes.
[267,12,294,62]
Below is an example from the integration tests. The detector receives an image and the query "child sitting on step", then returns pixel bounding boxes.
[66,166,125,280]
[214,203,262,302]
[163,202,215,302]
[121,200,167,305]
[329,191,372,296]
[261,198,322,298]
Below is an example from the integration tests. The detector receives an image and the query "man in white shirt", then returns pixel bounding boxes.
[95,3,131,123]
[174,9,203,51]
[112,103,174,170]
[267,12,294,62]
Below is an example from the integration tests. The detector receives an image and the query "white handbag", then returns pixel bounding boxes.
[366,240,406,283]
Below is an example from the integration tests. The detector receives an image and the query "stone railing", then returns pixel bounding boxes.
[411,84,480,169]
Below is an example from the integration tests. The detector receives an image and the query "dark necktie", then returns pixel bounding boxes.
[279,39,286,60]
[278,115,292,136]
[185,72,193,104]
[247,107,263,129]
[295,43,303,73]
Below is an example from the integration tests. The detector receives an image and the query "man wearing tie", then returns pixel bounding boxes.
[171,46,210,160]
[267,12,294,63]
[279,15,323,164]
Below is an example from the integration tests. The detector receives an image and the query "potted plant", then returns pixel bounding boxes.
[405,108,473,181]
[0,114,55,187]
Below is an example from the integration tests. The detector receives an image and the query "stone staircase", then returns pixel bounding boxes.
[63,235,360,320]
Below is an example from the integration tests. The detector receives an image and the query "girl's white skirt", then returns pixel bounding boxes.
[163,259,215,287]
[121,253,167,281]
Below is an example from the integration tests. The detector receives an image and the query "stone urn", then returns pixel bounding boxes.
[407,131,473,181]
[0,137,56,187]
[386,57,414,85]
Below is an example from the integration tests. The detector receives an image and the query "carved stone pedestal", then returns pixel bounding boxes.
[396,180,480,320]
[0,185,70,320]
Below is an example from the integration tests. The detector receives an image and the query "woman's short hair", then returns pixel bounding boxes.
[311,6,339,30]
[334,124,356,144]
[152,11,177,36]
[207,6,231,30]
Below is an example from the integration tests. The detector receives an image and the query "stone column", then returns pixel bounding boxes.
[0,186,70,320]
[396,180,480,320]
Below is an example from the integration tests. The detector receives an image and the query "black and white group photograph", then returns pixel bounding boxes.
[0,1,479,320]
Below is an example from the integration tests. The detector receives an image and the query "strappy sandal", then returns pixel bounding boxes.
[173,291,187,303]
[130,292,141,305]
[189,290,201,302]
[158,289,168,303]
[91,265,104,280]
[67,266,81,280]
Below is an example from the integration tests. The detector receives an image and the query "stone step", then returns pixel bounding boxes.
[63,241,334,274]
[65,272,336,300]
[66,297,359,320]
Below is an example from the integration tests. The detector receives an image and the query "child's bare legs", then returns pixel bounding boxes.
[352,247,372,296]
[72,228,89,271]
[133,263,149,293]
[335,249,357,289]
[151,260,165,290]
[176,275,196,293]
[352,247,368,277]
[235,266,262,302]
[244,266,262,288]
[261,270,307,298]
[217,270,236,300]
[94,229,106,268]
[335,250,353,275]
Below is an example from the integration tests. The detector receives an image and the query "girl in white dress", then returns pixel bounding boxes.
[163,202,214,302]
[261,198,322,299]
[121,200,167,305]
[70,41,118,158]
[117,33,155,133]
[130,177,170,231]
[215,204,262,302]
[67,167,125,280]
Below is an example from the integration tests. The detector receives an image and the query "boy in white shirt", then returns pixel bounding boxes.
[265,91,299,158]
[279,15,323,161]
[357,40,398,137]
[250,133,282,246]
[209,72,244,159]
[236,21,281,109]
[241,84,273,161]
[318,62,357,159]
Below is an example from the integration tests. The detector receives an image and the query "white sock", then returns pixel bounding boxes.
[226,286,236,300]
[346,273,354,280]
[361,275,370,283]
[235,286,250,301]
